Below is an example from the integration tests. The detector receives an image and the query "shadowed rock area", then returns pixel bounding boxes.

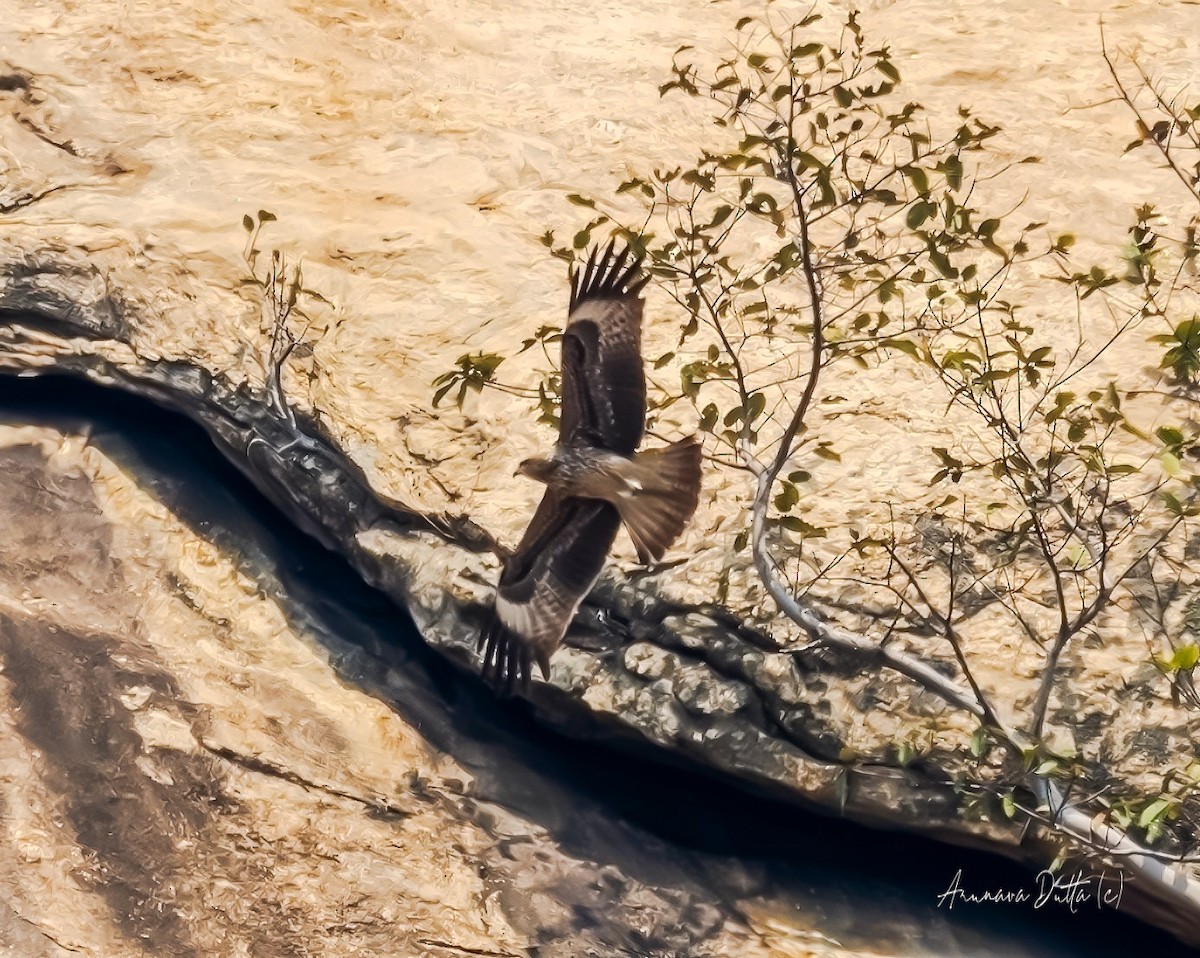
[0,430,730,956]
[0,370,1188,957]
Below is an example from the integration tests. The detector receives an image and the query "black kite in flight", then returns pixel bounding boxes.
[479,242,703,693]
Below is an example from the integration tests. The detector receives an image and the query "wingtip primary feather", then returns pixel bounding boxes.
[478,617,534,698]
[597,240,628,290]
[569,240,648,311]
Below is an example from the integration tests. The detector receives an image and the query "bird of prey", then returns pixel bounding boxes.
[479,241,703,693]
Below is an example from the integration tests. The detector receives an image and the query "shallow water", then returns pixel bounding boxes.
[1,374,1191,957]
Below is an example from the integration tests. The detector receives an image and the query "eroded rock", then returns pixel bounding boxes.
[0,429,726,954]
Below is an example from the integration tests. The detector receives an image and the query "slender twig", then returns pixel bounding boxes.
[1101,27,1200,205]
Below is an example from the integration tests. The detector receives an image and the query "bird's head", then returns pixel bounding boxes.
[515,456,556,483]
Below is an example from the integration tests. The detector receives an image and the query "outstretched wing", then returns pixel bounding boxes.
[559,242,649,456]
[479,491,621,694]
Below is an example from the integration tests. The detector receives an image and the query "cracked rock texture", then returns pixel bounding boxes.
[0,427,854,958]
[0,420,1047,957]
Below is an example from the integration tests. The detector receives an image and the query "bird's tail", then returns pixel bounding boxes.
[614,436,702,564]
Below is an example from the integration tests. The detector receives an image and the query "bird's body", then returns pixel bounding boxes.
[519,445,645,500]
[478,243,703,693]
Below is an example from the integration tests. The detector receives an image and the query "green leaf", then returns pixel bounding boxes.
[1169,644,1200,671]
[905,166,930,194]
[885,338,921,360]
[774,481,799,512]
[942,156,963,190]
[1105,381,1122,410]
[906,201,933,229]
[1157,425,1185,448]
[1045,391,1075,423]
[746,391,766,423]
[257,209,277,223]
[777,516,827,537]
[929,249,956,278]
[1138,798,1172,829]
[242,214,254,232]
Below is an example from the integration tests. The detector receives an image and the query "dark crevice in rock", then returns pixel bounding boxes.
[0,73,30,93]
[0,296,1057,838]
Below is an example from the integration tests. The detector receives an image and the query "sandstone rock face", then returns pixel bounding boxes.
[0,427,518,957]
[0,429,816,958]
[0,418,1059,957]
[2,0,1200,950]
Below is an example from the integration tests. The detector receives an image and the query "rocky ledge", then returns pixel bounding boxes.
[3,256,1197,949]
